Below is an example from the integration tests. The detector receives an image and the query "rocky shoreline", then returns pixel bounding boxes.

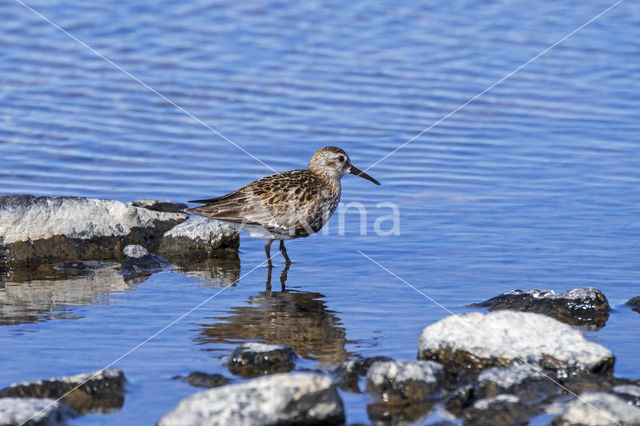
[1,195,640,425]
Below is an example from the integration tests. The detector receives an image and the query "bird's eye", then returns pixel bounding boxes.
[338,155,345,162]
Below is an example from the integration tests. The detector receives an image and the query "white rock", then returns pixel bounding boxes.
[235,342,291,353]
[367,360,444,386]
[0,195,185,244]
[418,311,613,371]
[0,398,74,425]
[163,215,235,240]
[158,373,344,426]
[122,244,149,258]
[613,385,640,398]
[547,392,640,425]
[473,394,519,410]
[478,364,545,388]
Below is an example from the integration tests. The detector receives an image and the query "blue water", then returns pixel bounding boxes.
[1,0,639,424]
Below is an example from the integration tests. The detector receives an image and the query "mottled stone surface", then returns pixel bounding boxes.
[0,195,186,265]
[471,287,610,329]
[119,244,171,280]
[418,311,614,377]
[334,356,393,393]
[548,392,640,426]
[129,199,187,213]
[366,360,446,405]
[227,342,297,378]
[0,397,74,426]
[0,369,125,414]
[157,216,239,263]
[158,373,344,426]
[173,372,230,389]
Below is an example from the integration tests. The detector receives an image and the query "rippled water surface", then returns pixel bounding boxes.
[1,0,639,424]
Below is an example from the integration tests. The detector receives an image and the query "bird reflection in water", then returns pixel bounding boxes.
[198,266,352,367]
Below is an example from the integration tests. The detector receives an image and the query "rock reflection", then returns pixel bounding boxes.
[0,262,130,326]
[198,279,351,367]
[171,257,241,288]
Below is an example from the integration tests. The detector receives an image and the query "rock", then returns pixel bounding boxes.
[334,356,393,393]
[470,287,610,329]
[158,373,344,426]
[548,392,640,425]
[129,199,187,213]
[463,394,534,425]
[157,216,239,263]
[173,372,230,389]
[625,296,640,313]
[227,343,297,378]
[418,311,614,377]
[0,398,75,426]
[120,244,171,280]
[366,360,446,405]
[0,369,125,414]
[0,195,186,265]
[477,364,546,389]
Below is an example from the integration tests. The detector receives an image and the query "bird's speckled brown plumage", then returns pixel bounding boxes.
[187,146,380,264]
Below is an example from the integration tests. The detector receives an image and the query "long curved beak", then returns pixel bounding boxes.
[349,165,381,185]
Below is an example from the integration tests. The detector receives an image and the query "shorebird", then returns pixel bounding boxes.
[187,147,380,267]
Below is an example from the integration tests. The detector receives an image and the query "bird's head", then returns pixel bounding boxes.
[308,146,380,185]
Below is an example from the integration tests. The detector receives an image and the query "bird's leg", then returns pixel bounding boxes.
[280,261,290,291]
[279,240,292,265]
[265,239,274,268]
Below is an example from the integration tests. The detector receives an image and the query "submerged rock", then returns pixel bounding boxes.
[0,195,186,265]
[418,311,614,377]
[227,343,297,378]
[0,369,125,414]
[158,373,344,426]
[471,287,610,329]
[129,199,187,213]
[548,392,640,426]
[366,360,446,405]
[157,216,239,263]
[173,372,230,389]
[625,296,640,314]
[120,244,171,280]
[334,356,393,393]
[0,397,75,426]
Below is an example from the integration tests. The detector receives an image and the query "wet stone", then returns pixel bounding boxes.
[173,372,230,389]
[418,311,614,377]
[120,244,171,280]
[158,373,345,426]
[0,195,186,266]
[334,356,393,393]
[129,199,187,213]
[366,360,446,405]
[547,392,640,426]
[625,296,640,314]
[54,260,120,277]
[157,216,239,263]
[0,397,75,426]
[470,287,610,330]
[227,343,297,378]
[0,369,125,414]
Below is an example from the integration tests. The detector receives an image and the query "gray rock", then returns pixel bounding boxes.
[173,372,230,389]
[418,311,614,377]
[625,296,640,314]
[548,392,640,426]
[120,244,171,281]
[0,369,125,414]
[0,195,186,265]
[366,360,446,405]
[158,373,344,426]
[471,287,610,330]
[227,343,297,378]
[334,356,393,393]
[0,398,75,426]
[129,199,187,213]
[157,216,239,263]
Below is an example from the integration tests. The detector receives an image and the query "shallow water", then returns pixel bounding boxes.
[1,0,639,424]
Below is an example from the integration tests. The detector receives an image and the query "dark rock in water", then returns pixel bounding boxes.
[625,296,640,313]
[0,369,125,414]
[158,373,345,426]
[470,287,610,330]
[334,356,393,393]
[173,372,230,389]
[0,397,75,426]
[0,195,186,266]
[130,199,188,213]
[227,343,297,378]
[365,360,446,405]
[366,400,436,425]
[119,245,171,280]
[547,392,640,425]
[157,216,239,263]
[418,311,614,378]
